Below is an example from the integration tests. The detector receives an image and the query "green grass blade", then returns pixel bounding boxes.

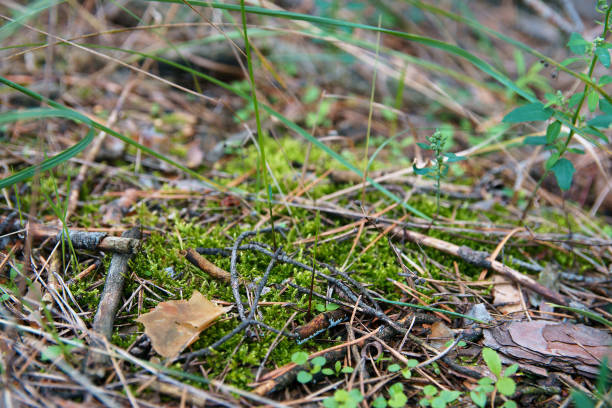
[0,76,225,191]
[0,128,94,189]
[74,43,431,219]
[375,297,488,324]
[549,304,612,328]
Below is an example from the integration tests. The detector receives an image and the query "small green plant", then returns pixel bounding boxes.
[291,353,353,384]
[413,129,465,221]
[419,384,462,408]
[503,3,612,220]
[323,388,364,408]
[571,357,611,408]
[470,348,519,408]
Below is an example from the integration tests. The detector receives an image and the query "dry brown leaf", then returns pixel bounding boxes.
[492,275,523,314]
[136,290,231,358]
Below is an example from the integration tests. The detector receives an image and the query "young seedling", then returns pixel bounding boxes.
[413,129,465,224]
[470,348,519,408]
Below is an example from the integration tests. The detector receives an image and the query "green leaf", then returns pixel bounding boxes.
[587,90,599,112]
[423,385,438,397]
[321,368,334,376]
[419,397,431,407]
[482,348,502,377]
[600,98,612,114]
[588,114,612,129]
[335,361,341,372]
[372,396,388,408]
[567,147,585,154]
[439,390,461,403]
[571,390,595,408]
[388,392,408,408]
[545,152,560,171]
[470,391,487,408]
[477,377,496,393]
[502,401,517,408]
[523,136,547,145]
[323,396,339,408]
[297,370,312,383]
[291,351,309,365]
[443,152,466,162]
[389,383,404,395]
[504,363,519,377]
[311,356,326,367]
[595,46,611,68]
[407,359,419,368]
[551,158,575,190]
[341,366,354,374]
[402,368,412,379]
[431,396,447,408]
[496,376,516,396]
[502,102,553,123]
[568,92,584,108]
[388,364,401,372]
[417,142,431,150]
[599,75,612,85]
[413,165,432,175]
[596,357,610,395]
[567,32,590,55]
[545,121,562,144]
[348,389,364,403]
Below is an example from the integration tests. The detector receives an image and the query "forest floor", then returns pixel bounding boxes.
[1,0,611,407]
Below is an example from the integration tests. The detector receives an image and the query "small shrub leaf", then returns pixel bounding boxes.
[497,376,516,396]
[551,158,575,191]
[291,351,309,365]
[502,102,553,123]
[482,347,502,377]
[297,371,312,383]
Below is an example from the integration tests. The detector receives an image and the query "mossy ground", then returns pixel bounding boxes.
[58,136,597,389]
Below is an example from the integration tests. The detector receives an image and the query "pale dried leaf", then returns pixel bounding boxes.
[136,290,231,358]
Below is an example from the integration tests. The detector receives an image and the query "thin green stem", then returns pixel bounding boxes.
[521,6,611,222]
[240,0,276,249]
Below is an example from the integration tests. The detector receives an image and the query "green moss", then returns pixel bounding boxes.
[51,135,600,393]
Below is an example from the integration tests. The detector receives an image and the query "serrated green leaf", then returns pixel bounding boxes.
[482,347,502,377]
[546,121,562,144]
[503,102,553,123]
[551,158,575,190]
[595,46,611,68]
[497,376,516,396]
[567,32,590,55]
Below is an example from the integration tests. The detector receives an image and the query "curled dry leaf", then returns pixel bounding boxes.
[136,290,231,358]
